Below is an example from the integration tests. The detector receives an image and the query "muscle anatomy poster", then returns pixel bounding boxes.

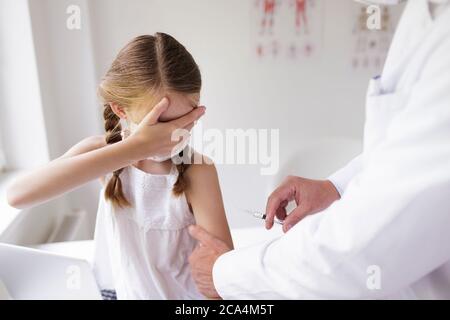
[351,4,397,71]
[251,0,324,61]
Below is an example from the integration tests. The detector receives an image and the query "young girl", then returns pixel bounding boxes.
[7,33,233,300]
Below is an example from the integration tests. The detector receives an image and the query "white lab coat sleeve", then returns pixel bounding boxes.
[213,38,450,299]
[327,155,363,196]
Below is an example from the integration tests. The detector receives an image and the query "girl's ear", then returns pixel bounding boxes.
[109,103,127,119]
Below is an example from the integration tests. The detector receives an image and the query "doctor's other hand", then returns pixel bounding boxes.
[127,97,206,161]
[265,176,340,233]
[188,225,231,299]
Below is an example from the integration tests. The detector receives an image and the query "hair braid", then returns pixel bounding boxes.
[103,104,130,208]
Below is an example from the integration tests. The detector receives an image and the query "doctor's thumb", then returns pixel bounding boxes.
[188,225,200,238]
[188,225,213,246]
[189,225,229,252]
[283,208,307,233]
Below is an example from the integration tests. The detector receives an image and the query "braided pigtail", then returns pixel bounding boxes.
[172,150,191,197]
[103,104,131,208]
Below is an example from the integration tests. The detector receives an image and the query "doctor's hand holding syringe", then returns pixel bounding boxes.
[264,176,341,233]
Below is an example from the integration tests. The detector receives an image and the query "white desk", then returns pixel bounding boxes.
[31,240,95,265]
[0,172,22,237]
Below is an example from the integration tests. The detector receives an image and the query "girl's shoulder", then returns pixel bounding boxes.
[185,151,216,173]
[184,152,218,188]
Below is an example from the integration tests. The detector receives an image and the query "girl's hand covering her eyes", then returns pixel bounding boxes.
[127,97,206,161]
[6,97,205,210]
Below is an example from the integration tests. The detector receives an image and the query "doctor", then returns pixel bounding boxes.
[188,0,450,299]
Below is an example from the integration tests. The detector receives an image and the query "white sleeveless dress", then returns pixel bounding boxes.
[92,165,204,300]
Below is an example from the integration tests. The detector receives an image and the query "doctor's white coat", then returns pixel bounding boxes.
[213,0,450,299]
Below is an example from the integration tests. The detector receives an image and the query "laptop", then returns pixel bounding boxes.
[0,243,102,300]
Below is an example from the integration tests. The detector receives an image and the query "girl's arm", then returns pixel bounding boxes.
[59,135,107,159]
[6,135,137,209]
[185,157,234,249]
[6,101,205,210]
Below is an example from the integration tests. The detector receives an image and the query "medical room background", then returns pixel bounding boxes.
[0,0,404,245]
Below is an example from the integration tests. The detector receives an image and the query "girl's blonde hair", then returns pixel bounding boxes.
[98,33,201,208]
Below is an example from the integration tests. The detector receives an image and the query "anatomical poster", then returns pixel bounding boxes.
[251,0,324,61]
[351,4,397,71]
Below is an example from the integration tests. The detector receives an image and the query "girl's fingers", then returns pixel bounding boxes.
[173,106,206,129]
[184,122,195,132]
[140,97,170,126]
[182,106,206,130]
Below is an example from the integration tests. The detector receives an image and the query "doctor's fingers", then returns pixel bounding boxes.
[190,244,212,262]
[275,201,288,221]
[264,203,288,230]
[189,225,228,252]
[282,206,309,233]
[265,187,292,229]
[265,175,300,216]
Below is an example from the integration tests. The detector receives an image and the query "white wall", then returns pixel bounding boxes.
[0,0,67,242]
[0,0,49,168]
[26,0,102,237]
